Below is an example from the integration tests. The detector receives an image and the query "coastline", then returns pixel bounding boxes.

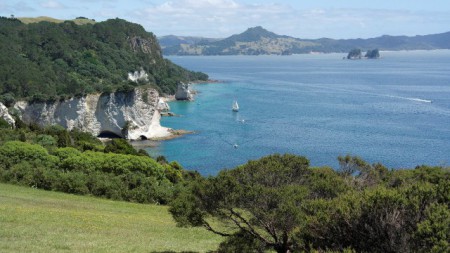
[193,79,221,84]
[150,129,194,141]
[162,80,222,100]
[148,79,220,142]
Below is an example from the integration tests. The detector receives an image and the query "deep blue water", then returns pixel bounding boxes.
[145,51,450,175]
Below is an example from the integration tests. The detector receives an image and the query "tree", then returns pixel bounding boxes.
[414,203,450,252]
[337,154,369,176]
[104,138,138,155]
[170,154,311,253]
[0,118,11,129]
[0,18,208,102]
[337,155,388,188]
[300,175,449,253]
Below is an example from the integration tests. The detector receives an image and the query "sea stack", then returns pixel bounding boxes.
[175,82,194,101]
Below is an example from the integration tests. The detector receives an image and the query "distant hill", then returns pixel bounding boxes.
[161,26,317,55]
[160,26,450,55]
[158,35,220,48]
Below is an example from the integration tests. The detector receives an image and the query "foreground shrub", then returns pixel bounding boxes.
[0,141,176,204]
[170,154,449,253]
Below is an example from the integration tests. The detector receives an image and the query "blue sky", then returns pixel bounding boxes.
[2,0,450,39]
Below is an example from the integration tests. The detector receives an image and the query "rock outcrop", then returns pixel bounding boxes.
[14,87,171,140]
[157,98,170,112]
[175,82,194,100]
[128,69,149,83]
[0,102,15,126]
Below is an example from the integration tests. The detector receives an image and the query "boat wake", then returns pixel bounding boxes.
[291,82,434,104]
[385,95,432,103]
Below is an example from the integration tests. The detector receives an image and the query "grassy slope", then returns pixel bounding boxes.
[18,16,96,25]
[0,183,222,253]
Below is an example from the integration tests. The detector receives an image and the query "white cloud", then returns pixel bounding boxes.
[133,2,450,39]
[0,1,35,14]
[132,0,292,37]
[40,0,65,9]
[4,0,449,39]
[287,8,450,38]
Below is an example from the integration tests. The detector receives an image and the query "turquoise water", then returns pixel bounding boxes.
[146,51,450,175]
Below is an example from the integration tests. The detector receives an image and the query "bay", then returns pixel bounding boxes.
[145,51,450,175]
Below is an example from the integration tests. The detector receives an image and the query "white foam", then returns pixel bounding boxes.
[386,95,432,103]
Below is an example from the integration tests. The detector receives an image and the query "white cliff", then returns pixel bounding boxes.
[128,69,149,83]
[0,102,15,127]
[157,98,170,112]
[175,82,194,100]
[14,87,172,140]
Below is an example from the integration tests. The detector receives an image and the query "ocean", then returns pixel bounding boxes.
[145,51,450,175]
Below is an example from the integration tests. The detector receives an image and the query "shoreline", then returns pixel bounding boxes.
[193,79,222,84]
[149,129,194,141]
[152,79,220,142]
[162,79,222,101]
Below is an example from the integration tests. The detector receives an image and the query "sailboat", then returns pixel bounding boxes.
[232,100,239,112]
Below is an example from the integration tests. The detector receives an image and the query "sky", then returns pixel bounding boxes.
[2,0,450,39]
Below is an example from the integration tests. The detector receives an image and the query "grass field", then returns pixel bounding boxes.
[0,183,222,252]
[18,16,96,25]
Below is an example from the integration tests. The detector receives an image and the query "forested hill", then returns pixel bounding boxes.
[0,17,207,105]
[160,26,450,55]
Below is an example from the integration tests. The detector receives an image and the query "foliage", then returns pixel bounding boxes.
[170,154,314,253]
[0,140,175,204]
[0,117,11,129]
[415,203,450,252]
[170,154,450,253]
[0,17,208,102]
[104,138,138,155]
[0,122,188,205]
[217,230,267,253]
[338,154,389,188]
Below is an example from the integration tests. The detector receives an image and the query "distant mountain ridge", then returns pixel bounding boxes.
[159,26,450,55]
[158,35,220,48]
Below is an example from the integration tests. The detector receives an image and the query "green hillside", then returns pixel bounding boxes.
[0,17,207,105]
[0,183,222,252]
[18,16,96,25]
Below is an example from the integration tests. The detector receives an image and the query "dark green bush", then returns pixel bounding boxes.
[0,140,178,204]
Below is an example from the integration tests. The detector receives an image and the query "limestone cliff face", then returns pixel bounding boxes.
[0,102,15,126]
[14,88,171,140]
[175,82,194,100]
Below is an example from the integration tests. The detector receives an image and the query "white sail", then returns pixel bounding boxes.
[232,101,239,112]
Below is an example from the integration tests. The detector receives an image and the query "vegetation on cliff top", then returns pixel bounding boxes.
[0,16,207,105]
